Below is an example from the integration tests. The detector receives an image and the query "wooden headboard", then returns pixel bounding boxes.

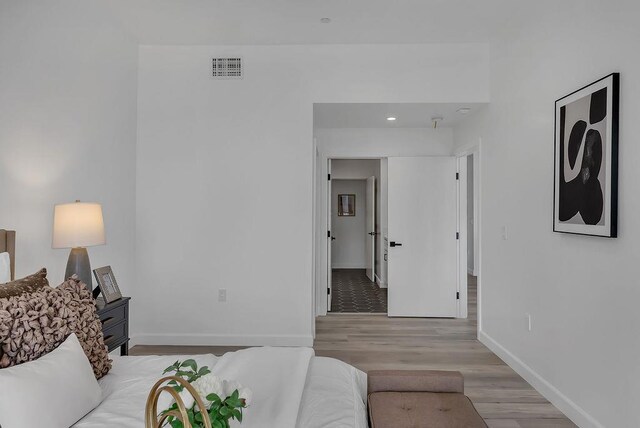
[0,230,16,280]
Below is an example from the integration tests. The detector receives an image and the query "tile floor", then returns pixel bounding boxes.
[330,268,387,313]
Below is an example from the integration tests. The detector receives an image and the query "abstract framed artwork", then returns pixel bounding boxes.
[554,73,619,237]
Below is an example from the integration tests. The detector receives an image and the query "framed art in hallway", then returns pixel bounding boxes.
[554,73,619,237]
[337,194,356,216]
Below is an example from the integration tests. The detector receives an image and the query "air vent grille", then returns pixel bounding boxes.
[212,57,242,79]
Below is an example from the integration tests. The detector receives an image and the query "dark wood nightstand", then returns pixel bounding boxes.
[95,297,130,356]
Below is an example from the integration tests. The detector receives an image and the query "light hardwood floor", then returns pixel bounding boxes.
[131,276,576,428]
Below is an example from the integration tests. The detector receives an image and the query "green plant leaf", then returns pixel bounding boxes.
[206,393,221,402]
[231,408,242,421]
[164,360,181,374]
[180,359,197,371]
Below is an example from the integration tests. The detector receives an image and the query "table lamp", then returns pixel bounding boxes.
[52,201,105,293]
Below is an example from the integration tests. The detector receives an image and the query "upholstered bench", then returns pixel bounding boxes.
[367,370,487,428]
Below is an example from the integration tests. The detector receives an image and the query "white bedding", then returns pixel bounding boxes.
[74,348,367,428]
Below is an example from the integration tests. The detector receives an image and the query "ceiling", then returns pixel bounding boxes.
[102,0,539,45]
[314,103,487,129]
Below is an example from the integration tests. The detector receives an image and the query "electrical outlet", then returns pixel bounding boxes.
[501,226,508,240]
[218,289,227,302]
[526,313,532,331]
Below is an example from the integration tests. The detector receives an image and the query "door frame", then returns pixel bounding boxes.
[315,152,477,320]
[315,155,383,317]
[365,175,376,283]
[455,139,481,328]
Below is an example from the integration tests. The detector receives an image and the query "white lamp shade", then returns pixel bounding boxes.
[52,202,105,249]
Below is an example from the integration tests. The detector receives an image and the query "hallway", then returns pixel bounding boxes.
[330,268,387,313]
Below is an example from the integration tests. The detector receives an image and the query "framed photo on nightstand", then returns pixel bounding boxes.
[93,266,122,303]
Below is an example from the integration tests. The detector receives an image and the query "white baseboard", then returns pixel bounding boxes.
[478,330,603,428]
[375,274,388,288]
[331,264,366,269]
[131,333,314,347]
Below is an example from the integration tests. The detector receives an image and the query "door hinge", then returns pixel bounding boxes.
[456,172,459,180]
[328,173,331,181]
[456,292,460,300]
[456,232,459,240]
[327,288,331,295]
[327,230,331,238]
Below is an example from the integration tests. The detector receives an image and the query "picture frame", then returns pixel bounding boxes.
[338,194,356,216]
[553,73,619,237]
[93,266,122,303]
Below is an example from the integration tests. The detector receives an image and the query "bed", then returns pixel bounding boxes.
[74,349,368,427]
[1,230,369,428]
[0,229,16,281]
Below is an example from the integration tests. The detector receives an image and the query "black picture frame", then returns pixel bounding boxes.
[553,73,619,237]
[93,265,123,303]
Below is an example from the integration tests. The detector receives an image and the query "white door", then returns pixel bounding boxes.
[327,159,333,311]
[387,157,458,317]
[365,176,376,282]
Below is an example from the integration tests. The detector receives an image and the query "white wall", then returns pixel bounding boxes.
[318,128,454,158]
[137,43,489,344]
[453,3,640,426]
[0,1,138,297]
[331,159,381,180]
[331,180,367,268]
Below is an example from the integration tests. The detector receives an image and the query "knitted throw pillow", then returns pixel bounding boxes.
[0,268,49,299]
[0,276,111,378]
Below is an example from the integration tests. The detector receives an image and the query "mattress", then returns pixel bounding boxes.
[74,351,368,428]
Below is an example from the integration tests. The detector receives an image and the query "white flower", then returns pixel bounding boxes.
[180,373,225,409]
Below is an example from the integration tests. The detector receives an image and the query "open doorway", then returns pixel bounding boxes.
[456,147,480,322]
[466,154,478,319]
[313,102,486,322]
[328,159,387,313]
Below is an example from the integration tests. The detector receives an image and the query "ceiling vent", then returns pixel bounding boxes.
[212,57,242,79]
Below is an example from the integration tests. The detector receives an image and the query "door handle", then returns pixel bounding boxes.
[390,241,402,247]
[331,237,336,241]
[368,232,376,236]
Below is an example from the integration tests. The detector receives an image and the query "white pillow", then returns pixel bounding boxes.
[0,333,102,428]
[0,251,10,283]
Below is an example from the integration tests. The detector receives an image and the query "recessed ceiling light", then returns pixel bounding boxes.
[456,107,472,114]
[386,117,397,121]
[320,17,331,24]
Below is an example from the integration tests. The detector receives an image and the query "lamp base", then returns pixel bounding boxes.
[65,247,93,293]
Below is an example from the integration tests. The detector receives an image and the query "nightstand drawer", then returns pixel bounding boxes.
[103,320,127,350]
[98,303,126,326]
[95,296,130,356]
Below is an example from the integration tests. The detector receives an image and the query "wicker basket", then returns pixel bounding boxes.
[145,375,212,428]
